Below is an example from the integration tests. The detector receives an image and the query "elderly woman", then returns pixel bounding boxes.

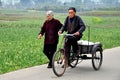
[38,11,62,68]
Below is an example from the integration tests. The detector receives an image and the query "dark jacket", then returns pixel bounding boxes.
[61,15,86,40]
[39,18,62,44]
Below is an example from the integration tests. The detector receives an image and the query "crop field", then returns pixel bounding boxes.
[0,10,120,74]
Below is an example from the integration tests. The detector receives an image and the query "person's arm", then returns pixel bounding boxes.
[58,17,68,34]
[74,16,86,36]
[56,20,63,30]
[38,21,46,39]
[77,17,86,34]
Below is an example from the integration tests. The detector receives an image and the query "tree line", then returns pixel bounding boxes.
[0,0,120,11]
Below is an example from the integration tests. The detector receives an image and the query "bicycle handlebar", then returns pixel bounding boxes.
[59,34,76,38]
[65,34,74,37]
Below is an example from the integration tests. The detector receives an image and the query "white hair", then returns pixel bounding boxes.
[46,10,54,16]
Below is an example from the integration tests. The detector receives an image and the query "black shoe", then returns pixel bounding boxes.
[47,65,52,68]
[47,63,52,68]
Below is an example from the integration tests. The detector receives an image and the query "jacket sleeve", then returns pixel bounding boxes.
[56,20,63,30]
[77,17,86,34]
[38,21,46,35]
[60,17,68,33]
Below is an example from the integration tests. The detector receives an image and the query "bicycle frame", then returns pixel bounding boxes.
[58,34,76,51]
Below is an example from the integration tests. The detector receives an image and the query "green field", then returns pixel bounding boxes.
[0,10,120,74]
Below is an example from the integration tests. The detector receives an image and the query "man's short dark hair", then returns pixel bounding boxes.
[68,7,76,12]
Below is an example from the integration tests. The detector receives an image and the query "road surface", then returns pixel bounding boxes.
[0,47,120,80]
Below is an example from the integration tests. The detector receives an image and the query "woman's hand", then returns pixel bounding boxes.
[38,34,42,39]
[58,30,62,35]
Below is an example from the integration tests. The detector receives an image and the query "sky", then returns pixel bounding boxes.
[58,0,73,3]
[1,0,120,4]
[1,0,72,3]
[1,0,19,5]
[58,0,100,3]
[1,0,99,3]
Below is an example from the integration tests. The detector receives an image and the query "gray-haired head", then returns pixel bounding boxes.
[46,10,54,16]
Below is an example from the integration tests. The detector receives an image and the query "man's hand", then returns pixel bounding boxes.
[58,30,62,35]
[74,32,80,36]
[38,34,42,39]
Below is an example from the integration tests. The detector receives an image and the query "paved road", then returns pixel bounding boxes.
[0,47,120,80]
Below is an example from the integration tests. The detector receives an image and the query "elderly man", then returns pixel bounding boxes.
[38,11,62,68]
[58,7,86,66]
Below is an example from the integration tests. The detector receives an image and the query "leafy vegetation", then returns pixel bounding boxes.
[0,10,120,74]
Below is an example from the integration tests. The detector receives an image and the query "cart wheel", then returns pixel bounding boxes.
[52,49,66,77]
[92,46,103,70]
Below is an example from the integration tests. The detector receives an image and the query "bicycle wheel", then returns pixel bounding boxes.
[52,49,66,77]
[92,47,103,70]
[69,51,79,68]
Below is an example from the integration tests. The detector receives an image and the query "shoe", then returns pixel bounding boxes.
[47,62,52,68]
[47,65,52,68]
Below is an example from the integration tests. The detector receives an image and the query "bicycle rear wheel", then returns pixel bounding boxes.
[52,49,66,77]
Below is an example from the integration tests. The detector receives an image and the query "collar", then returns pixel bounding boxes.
[47,18,54,22]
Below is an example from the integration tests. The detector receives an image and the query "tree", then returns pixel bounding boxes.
[83,0,93,4]
[75,0,82,4]
[0,0,2,7]
[101,0,119,4]
[37,0,46,3]
[20,0,32,7]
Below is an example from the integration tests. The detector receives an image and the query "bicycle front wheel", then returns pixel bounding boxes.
[52,49,66,77]
[69,52,79,68]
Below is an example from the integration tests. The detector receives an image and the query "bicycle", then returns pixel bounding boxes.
[52,34,103,77]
